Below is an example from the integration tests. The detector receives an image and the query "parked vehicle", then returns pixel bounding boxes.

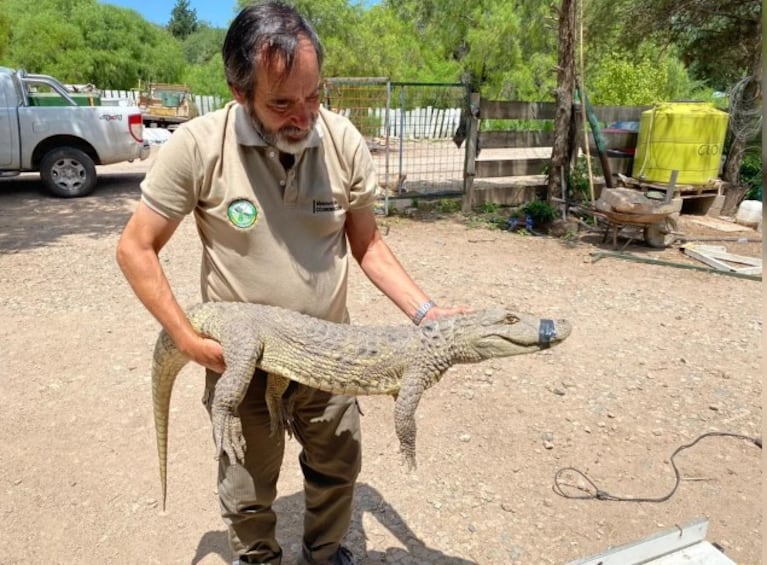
[0,67,150,197]
[138,83,199,129]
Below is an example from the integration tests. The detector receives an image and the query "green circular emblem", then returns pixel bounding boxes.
[227,199,258,229]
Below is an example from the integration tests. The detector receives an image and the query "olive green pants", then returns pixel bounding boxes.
[204,369,362,564]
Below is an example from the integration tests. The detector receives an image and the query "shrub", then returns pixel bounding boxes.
[522,200,557,226]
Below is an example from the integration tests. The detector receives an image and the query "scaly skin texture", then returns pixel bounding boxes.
[152,302,572,509]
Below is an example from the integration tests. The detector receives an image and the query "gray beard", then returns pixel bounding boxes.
[248,109,316,155]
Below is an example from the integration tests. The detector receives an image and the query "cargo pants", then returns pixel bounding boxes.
[204,368,362,564]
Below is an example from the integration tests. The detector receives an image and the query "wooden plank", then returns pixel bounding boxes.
[479,130,556,148]
[682,244,762,274]
[683,244,762,266]
[688,217,749,232]
[480,100,557,120]
[476,157,549,177]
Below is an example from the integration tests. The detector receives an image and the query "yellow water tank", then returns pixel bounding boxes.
[632,102,729,185]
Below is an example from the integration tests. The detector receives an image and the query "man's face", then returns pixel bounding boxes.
[236,38,321,155]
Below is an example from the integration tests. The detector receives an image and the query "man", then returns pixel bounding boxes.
[116,2,463,563]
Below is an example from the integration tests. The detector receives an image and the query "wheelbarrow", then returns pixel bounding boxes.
[592,208,680,249]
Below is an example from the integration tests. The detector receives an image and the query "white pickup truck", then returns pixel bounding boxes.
[0,67,150,197]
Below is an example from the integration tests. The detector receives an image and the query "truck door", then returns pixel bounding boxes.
[0,73,19,167]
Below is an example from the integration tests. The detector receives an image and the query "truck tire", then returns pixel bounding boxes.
[39,147,97,198]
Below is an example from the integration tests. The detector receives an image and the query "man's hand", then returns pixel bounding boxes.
[181,335,226,374]
[421,305,472,324]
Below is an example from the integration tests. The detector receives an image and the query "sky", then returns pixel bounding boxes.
[99,1,238,29]
[99,1,378,30]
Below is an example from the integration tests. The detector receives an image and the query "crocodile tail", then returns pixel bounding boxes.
[151,329,191,511]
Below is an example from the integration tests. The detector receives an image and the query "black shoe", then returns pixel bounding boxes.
[297,545,356,565]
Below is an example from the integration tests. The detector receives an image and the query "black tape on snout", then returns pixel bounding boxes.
[539,319,556,349]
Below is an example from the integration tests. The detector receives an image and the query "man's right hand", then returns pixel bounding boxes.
[182,335,226,374]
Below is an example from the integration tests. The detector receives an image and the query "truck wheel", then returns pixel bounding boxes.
[39,147,97,198]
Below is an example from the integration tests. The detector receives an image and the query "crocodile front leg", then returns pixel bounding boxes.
[211,340,261,464]
[393,369,428,471]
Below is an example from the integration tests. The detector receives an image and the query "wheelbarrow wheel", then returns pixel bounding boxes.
[644,215,679,248]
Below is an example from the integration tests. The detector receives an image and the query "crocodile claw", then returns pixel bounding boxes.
[213,411,247,464]
[400,446,417,471]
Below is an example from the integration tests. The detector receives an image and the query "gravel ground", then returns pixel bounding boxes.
[0,158,762,564]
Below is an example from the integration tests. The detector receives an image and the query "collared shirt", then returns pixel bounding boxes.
[141,102,378,322]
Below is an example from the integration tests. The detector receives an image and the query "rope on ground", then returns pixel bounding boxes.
[553,431,762,503]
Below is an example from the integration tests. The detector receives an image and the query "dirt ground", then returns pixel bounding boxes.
[0,153,762,564]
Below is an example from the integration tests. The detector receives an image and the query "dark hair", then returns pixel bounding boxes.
[222,1,324,104]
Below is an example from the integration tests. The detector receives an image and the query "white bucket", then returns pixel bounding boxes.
[735,200,762,228]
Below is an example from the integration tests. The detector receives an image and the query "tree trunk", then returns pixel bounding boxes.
[720,183,749,217]
[720,17,762,215]
[547,0,577,204]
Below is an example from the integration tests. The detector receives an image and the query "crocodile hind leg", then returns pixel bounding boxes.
[265,373,292,437]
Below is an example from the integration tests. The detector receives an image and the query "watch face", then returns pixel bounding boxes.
[227,199,259,229]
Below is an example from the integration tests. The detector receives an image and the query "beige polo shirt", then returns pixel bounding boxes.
[141,102,378,323]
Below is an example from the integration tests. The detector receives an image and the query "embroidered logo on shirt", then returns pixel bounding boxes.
[312,199,341,213]
[227,199,258,229]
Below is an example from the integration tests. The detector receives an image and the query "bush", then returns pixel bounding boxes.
[522,200,557,226]
[740,151,763,202]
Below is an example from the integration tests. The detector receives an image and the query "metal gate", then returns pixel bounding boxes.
[323,78,468,211]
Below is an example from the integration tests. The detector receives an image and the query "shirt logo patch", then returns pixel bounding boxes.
[227,199,258,229]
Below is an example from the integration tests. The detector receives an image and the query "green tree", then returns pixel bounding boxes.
[182,24,226,65]
[167,0,199,40]
[3,0,186,88]
[0,2,11,61]
[386,0,559,98]
[586,0,761,195]
[588,47,710,106]
[183,54,231,102]
[339,4,458,80]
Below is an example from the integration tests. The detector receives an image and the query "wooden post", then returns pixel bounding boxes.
[461,92,480,213]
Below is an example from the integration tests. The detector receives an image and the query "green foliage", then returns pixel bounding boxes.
[175,24,230,100]
[2,0,186,88]
[481,119,555,132]
[567,156,590,202]
[740,151,763,201]
[181,25,226,65]
[522,200,557,225]
[477,202,500,214]
[585,0,761,91]
[182,56,231,103]
[435,198,462,214]
[0,0,752,112]
[0,6,11,61]
[588,48,712,106]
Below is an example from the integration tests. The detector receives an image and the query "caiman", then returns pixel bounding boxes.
[151,302,572,509]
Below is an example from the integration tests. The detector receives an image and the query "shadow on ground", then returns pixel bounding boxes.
[0,172,143,253]
[192,483,477,564]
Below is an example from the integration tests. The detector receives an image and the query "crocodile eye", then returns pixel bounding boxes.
[505,314,520,324]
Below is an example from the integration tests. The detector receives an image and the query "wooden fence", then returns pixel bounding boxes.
[462,92,648,208]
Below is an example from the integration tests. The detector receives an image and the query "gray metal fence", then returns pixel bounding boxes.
[323,78,468,209]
